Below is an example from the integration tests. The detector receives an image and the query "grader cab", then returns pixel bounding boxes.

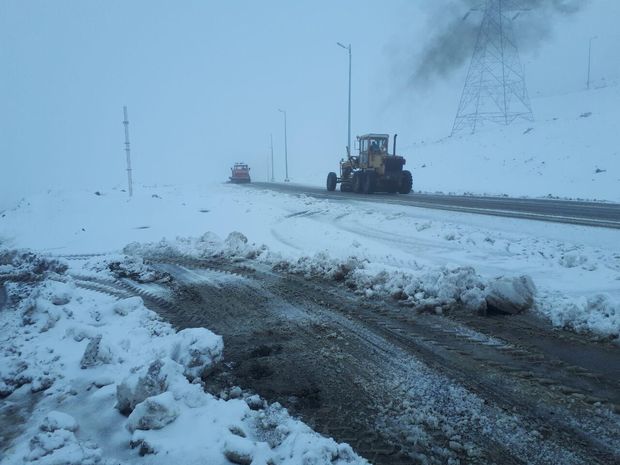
[326,134,412,194]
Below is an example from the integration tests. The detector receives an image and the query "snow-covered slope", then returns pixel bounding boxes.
[408,84,619,201]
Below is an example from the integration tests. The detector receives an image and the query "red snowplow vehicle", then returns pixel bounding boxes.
[229,163,251,183]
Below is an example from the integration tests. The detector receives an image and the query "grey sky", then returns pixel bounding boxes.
[1,0,618,206]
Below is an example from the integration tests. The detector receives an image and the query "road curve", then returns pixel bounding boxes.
[247,182,620,229]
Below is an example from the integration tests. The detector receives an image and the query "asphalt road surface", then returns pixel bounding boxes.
[248,182,620,229]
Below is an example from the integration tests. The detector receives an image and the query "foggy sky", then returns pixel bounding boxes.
[1,0,618,208]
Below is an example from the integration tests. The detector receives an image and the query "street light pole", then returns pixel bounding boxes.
[278,109,289,182]
[122,105,133,197]
[337,42,352,157]
[587,36,598,90]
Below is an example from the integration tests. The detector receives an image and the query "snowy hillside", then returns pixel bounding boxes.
[407,84,620,201]
[298,83,620,202]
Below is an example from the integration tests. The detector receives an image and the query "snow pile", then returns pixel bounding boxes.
[125,391,180,433]
[0,250,368,465]
[273,252,365,283]
[113,225,619,339]
[27,423,102,465]
[274,251,537,316]
[0,249,67,298]
[486,276,537,315]
[81,254,171,284]
[279,249,619,339]
[538,293,620,340]
[170,328,224,381]
[126,232,537,318]
[123,231,266,262]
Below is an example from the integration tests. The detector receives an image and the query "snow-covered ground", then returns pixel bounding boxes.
[1,183,619,464]
[1,183,618,336]
[0,251,366,465]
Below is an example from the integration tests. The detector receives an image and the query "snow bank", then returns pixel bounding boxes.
[537,293,620,340]
[92,224,620,340]
[83,254,171,283]
[486,276,537,315]
[282,250,619,339]
[26,427,102,465]
[275,251,535,316]
[279,249,619,339]
[123,231,266,262]
[170,328,224,381]
[0,250,68,282]
[125,229,620,339]
[0,250,368,465]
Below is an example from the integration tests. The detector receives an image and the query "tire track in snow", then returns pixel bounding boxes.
[67,256,620,465]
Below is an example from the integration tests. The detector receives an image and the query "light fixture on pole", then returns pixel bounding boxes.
[278,109,289,182]
[337,42,352,156]
[587,35,598,90]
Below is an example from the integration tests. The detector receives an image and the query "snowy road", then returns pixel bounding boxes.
[248,182,620,229]
[81,254,620,465]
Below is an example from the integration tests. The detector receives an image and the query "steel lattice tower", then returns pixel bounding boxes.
[452,0,534,135]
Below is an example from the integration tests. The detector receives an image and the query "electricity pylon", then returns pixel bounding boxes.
[452,0,534,135]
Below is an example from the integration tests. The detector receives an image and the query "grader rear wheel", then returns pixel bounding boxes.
[352,172,363,193]
[398,170,413,194]
[362,173,375,194]
[326,172,337,192]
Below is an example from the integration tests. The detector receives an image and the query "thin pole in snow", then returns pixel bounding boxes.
[123,106,133,197]
[278,108,289,182]
[270,134,275,182]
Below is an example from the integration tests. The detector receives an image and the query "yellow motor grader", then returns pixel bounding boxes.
[326,134,412,194]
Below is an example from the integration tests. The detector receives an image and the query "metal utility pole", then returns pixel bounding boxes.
[270,134,275,182]
[278,109,289,182]
[122,106,133,197]
[337,42,352,156]
[452,0,534,135]
[587,36,598,90]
